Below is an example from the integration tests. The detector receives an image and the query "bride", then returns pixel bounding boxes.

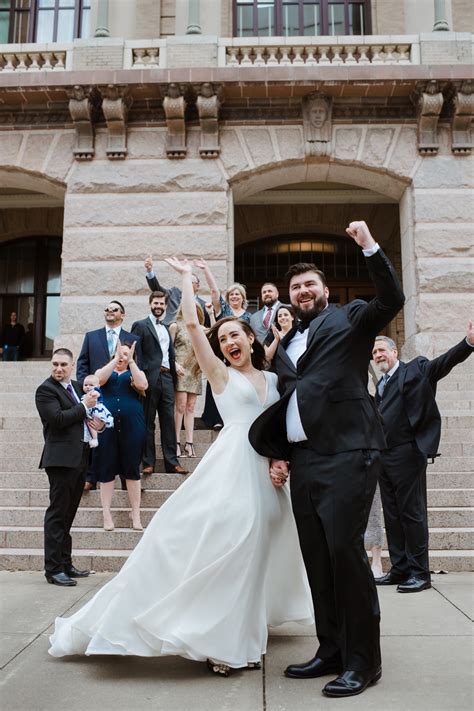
[49,257,313,674]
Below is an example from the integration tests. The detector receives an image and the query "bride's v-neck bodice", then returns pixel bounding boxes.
[213,368,279,427]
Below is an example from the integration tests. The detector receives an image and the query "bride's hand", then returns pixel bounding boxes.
[164,257,192,274]
[269,459,289,487]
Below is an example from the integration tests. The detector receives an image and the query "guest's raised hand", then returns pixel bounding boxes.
[144,255,153,272]
[271,324,281,341]
[113,340,124,363]
[345,221,375,250]
[83,390,99,408]
[165,256,192,274]
[128,340,136,362]
[193,258,207,271]
[205,302,214,315]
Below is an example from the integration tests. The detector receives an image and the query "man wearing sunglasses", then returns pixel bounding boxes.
[76,300,141,490]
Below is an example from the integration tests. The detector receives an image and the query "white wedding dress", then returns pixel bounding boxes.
[49,368,313,668]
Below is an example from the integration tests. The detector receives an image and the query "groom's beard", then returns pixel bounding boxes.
[293,295,328,326]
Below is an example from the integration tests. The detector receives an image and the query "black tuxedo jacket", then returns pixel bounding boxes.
[130,317,177,387]
[76,327,140,384]
[377,339,472,458]
[35,377,87,469]
[249,249,405,460]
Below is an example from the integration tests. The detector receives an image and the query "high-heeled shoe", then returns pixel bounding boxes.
[129,512,143,532]
[207,659,231,677]
[176,442,182,457]
[103,521,114,532]
[184,442,196,457]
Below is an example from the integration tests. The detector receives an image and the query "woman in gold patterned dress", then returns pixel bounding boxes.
[169,303,206,457]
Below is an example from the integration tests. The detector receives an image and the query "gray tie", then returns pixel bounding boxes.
[107,329,116,357]
[378,373,390,398]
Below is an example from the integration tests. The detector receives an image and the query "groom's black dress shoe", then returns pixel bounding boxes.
[45,572,77,587]
[285,654,342,679]
[375,571,408,586]
[397,576,431,593]
[323,666,382,698]
[64,565,90,578]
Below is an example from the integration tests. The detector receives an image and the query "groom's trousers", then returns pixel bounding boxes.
[290,444,381,672]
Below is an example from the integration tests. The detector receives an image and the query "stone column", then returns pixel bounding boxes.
[186,0,202,34]
[433,0,450,31]
[94,0,110,37]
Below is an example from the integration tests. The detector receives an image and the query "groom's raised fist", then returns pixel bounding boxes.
[345,221,375,251]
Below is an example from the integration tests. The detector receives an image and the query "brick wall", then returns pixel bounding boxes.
[371,0,406,34]
[72,44,124,70]
[135,0,162,38]
[161,0,176,37]
[452,0,474,32]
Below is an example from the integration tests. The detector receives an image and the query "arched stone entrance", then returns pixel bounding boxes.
[0,167,65,357]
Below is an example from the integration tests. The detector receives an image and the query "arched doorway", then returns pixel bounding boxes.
[235,232,377,306]
[0,236,62,358]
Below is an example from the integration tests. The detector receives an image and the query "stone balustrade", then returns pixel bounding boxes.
[0,43,72,72]
[123,40,167,69]
[218,35,420,67]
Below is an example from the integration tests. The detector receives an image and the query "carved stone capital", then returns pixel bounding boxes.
[415,80,444,155]
[196,83,221,158]
[163,84,187,159]
[451,80,473,155]
[302,92,332,157]
[100,85,132,160]
[68,85,99,161]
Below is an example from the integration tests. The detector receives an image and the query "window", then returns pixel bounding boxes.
[234,0,371,37]
[0,0,90,44]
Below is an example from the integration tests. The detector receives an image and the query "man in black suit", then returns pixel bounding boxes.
[144,255,210,326]
[372,325,473,593]
[36,348,102,586]
[250,221,404,698]
[131,291,188,476]
[76,300,140,490]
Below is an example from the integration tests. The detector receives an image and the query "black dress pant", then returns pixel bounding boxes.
[379,442,430,581]
[143,371,178,472]
[44,444,89,575]
[290,445,381,672]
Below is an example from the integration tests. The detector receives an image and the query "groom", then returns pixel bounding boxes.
[250,221,405,698]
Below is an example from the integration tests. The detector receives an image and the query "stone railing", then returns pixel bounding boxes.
[123,40,167,69]
[0,43,72,72]
[218,35,420,67]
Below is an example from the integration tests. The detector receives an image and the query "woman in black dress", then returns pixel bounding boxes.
[93,341,148,531]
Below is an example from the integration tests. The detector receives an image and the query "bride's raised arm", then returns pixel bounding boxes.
[165,257,228,392]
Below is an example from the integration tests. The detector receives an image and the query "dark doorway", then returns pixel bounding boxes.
[0,236,62,358]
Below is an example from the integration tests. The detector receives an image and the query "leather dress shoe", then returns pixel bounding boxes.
[285,653,342,679]
[170,465,189,475]
[142,466,153,475]
[375,571,408,586]
[45,572,77,587]
[323,666,382,698]
[65,565,90,578]
[397,577,431,593]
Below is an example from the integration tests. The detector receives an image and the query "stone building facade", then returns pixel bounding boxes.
[0,0,472,362]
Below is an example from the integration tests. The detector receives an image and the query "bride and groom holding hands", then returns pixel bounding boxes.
[48,221,404,700]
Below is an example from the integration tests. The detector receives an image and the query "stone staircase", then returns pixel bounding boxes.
[0,361,472,572]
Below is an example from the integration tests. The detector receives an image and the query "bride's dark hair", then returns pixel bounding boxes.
[207,317,267,370]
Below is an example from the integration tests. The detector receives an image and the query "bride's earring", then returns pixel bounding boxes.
[250,347,254,354]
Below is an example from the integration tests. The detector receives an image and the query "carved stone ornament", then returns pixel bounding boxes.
[451,80,473,155]
[68,85,99,161]
[416,80,444,155]
[101,84,132,160]
[302,93,332,157]
[196,83,221,158]
[163,84,187,159]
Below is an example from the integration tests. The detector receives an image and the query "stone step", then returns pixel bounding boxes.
[436,390,474,401]
[0,488,175,508]
[0,440,211,458]
[2,526,472,551]
[1,548,472,573]
[428,457,474,473]
[0,471,192,490]
[2,505,472,529]
[427,489,474,507]
[0,416,216,437]
[0,456,202,473]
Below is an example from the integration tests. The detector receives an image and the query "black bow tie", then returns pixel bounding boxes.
[297,321,310,333]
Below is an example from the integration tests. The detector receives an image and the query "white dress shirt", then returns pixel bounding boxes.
[60,380,89,441]
[149,314,170,368]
